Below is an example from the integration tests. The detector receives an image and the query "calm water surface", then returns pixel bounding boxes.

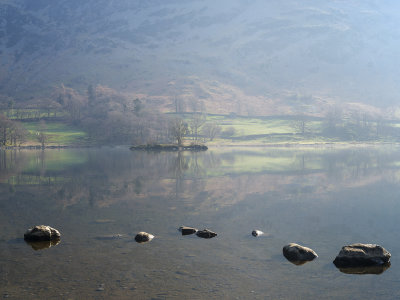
[1,146,400,299]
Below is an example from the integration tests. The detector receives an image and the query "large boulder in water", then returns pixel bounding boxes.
[24,225,61,241]
[333,243,391,268]
[283,243,318,265]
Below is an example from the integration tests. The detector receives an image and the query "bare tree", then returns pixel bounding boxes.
[201,122,221,141]
[292,114,311,135]
[0,114,11,146]
[9,121,27,146]
[170,118,188,146]
[0,114,28,146]
[37,120,48,149]
[189,112,206,143]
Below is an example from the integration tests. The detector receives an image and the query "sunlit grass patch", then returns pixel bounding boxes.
[22,121,90,146]
[183,114,327,144]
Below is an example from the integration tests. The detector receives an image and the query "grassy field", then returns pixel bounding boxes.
[181,114,331,145]
[179,113,400,146]
[22,121,92,146]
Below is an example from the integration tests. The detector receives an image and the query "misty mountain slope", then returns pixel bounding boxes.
[1,0,400,112]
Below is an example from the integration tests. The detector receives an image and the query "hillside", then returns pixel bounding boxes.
[1,0,400,117]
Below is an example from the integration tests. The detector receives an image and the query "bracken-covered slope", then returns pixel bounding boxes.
[1,0,400,114]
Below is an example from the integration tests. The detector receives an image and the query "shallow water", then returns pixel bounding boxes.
[1,146,400,299]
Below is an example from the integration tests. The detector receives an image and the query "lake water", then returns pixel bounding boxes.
[1,146,400,299]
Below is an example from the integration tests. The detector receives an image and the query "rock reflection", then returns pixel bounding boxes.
[25,239,61,251]
[336,263,391,275]
[284,259,311,266]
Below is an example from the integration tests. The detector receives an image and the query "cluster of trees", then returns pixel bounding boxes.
[169,113,239,145]
[322,108,395,141]
[0,114,28,146]
[53,84,236,145]
[291,107,398,141]
[1,85,229,147]
[53,84,173,144]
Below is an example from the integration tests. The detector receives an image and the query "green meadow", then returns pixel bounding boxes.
[183,114,329,145]
[182,113,400,146]
[22,121,92,146]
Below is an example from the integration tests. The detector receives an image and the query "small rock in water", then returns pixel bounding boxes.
[283,243,318,265]
[196,229,217,239]
[179,226,198,236]
[333,243,391,268]
[24,225,61,242]
[252,230,264,237]
[134,232,154,243]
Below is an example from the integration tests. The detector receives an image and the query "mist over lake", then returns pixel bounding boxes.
[1,147,400,299]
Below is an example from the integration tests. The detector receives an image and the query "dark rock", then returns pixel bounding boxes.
[333,243,391,268]
[134,232,154,243]
[283,243,318,264]
[179,226,198,236]
[252,230,264,237]
[25,239,60,251]
[130,144,207,152]
[183,145,208,151]
[24,225,61,242]
[196,229,217,239]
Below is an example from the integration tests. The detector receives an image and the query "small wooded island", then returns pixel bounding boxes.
[130,144,208,151]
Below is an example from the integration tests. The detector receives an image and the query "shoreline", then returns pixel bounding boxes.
[2,142,400,151]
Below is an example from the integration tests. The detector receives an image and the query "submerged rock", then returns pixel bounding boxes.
[333,243,391,268]
[196,229,217,239]
[134,232,154,243]
[283,243,318,265]
[179,226,198,236]
[94,219,115,224]
[95,234,124,240]
[25,239,61,251]
[252,230,264,237]
[24,225,61,242]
